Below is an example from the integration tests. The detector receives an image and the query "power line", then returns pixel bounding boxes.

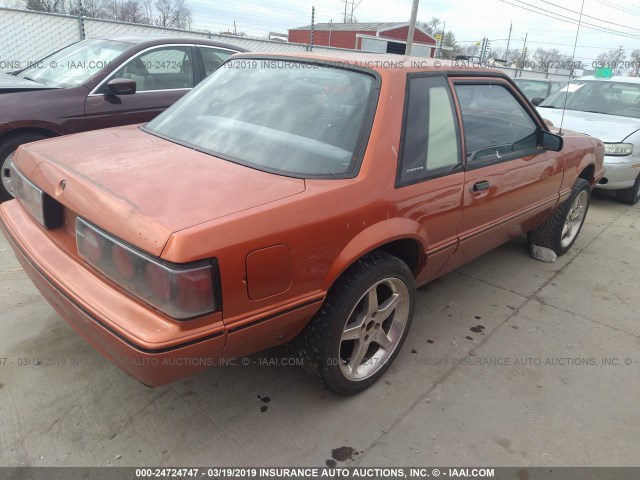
[593,0,640,16]
[498,0,640,40]
[537,0,640,32]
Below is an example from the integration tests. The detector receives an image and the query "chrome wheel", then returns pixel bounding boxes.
[560,190,588,248]
[1,150,16,198]
[339,277,410,381]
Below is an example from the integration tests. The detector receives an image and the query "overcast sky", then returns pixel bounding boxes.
[187,0,639,64]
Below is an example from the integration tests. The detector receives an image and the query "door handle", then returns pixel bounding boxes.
[471,181,490,192]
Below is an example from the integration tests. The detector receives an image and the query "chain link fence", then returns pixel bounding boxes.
[0,6,572,82]
[0,6,355,72]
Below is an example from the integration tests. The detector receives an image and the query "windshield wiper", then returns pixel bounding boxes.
[21,76,39,83]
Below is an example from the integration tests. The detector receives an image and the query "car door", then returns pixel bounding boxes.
[84,45,197,130]
[441,78,564,271]
[394,74,465,284]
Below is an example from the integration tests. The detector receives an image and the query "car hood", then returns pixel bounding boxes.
[13,125,306,256]
[536,107,640,142]
[0,73,60,93]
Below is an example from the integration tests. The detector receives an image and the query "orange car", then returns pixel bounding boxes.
[0,52,604,395]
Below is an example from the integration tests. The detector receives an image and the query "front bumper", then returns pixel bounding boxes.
[596,156,640,190]
[0,200,226,386]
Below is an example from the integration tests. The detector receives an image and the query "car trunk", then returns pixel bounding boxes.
[13,125,306,257]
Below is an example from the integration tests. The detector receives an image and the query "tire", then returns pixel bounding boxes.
[0,132,50,202]
[528,178,591,256]
[616,173,640,205]
[295,251,415,395]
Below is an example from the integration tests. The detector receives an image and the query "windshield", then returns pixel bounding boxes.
[16,39,133,88]
[145,59,376,178]
[539,80,640,119]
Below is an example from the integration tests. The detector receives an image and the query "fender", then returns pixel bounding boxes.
[322,217,428,291]
[1,120,66,138]
[560,152,594,198]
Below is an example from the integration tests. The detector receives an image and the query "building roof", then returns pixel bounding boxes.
[290,22,411,32]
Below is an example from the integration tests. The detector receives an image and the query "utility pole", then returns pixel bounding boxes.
[343,0,348,23]
[519,32,528,77]
[437,21,445,58]
[406,0,420,56]
[505,21,512,61]
[310,6,315,51]
[77,0,85,40]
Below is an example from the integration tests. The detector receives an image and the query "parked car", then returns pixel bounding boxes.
[536,75,640,204]
[513,77,564,102]
[0,53,604,394]
[0,36,244,201]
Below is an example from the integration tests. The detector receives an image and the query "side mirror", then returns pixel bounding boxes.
[531,96,545,106]
[542,130,563,152]
[105,78,136,96]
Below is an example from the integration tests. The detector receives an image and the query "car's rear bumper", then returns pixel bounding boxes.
[596,157,640,190]
[0,200,226,386]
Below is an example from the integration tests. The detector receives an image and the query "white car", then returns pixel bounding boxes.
[535,75,640,204]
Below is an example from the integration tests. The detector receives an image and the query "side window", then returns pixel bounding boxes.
[454,83,538,164]
[108,46,193,92]
[198,47,232,77]
[397,76,460,186]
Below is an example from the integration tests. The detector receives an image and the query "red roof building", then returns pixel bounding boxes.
[288,22,438,57]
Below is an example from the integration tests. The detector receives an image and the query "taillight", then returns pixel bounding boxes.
[112,244,135,280]
[176,269,215,314]
[76,217,219,319]
[146,262,171,301]
[78,227,103,263]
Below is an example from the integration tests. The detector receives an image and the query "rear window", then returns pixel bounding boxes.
[145,59,377,178]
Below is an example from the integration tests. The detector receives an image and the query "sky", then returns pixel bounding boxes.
[186,0,640,65]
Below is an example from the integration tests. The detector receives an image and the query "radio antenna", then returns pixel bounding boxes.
[559,0,585,135]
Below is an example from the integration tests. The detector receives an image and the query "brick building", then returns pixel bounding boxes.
[288,22,438,57]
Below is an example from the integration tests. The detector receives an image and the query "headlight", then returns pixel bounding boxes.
[12,164,63,228]
[604,143,634,156]
[76,217,219,320]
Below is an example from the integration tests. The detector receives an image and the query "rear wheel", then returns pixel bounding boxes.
[528,178,591,256]
[616,173,640,205]
[0,132,50,202]
[296,251,415,395]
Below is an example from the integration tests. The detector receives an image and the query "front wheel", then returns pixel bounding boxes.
[296,251,415,395]
[528,178,591,256]
[616,173,640,205]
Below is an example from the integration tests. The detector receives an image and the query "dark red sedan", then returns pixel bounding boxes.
[0,36,244,201]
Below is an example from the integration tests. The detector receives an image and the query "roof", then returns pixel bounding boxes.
[92,35,246,51]
[577,75,640,84]
[232,51,503,76]
[290,22,412,32]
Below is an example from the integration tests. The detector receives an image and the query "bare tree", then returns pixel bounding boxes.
[417,17,441,36]
[80,0,109,18]
[596,48,626,65]
[630,49,640,76]
[154,0,191,29]
[26,0,69,13]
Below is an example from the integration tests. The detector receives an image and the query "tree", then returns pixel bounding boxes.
[439,31,458,59]
[630,49,640,77]
[154,0,191,29]
[596,48,626,65]
[26,0,68,12]
[417,17,441,36]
